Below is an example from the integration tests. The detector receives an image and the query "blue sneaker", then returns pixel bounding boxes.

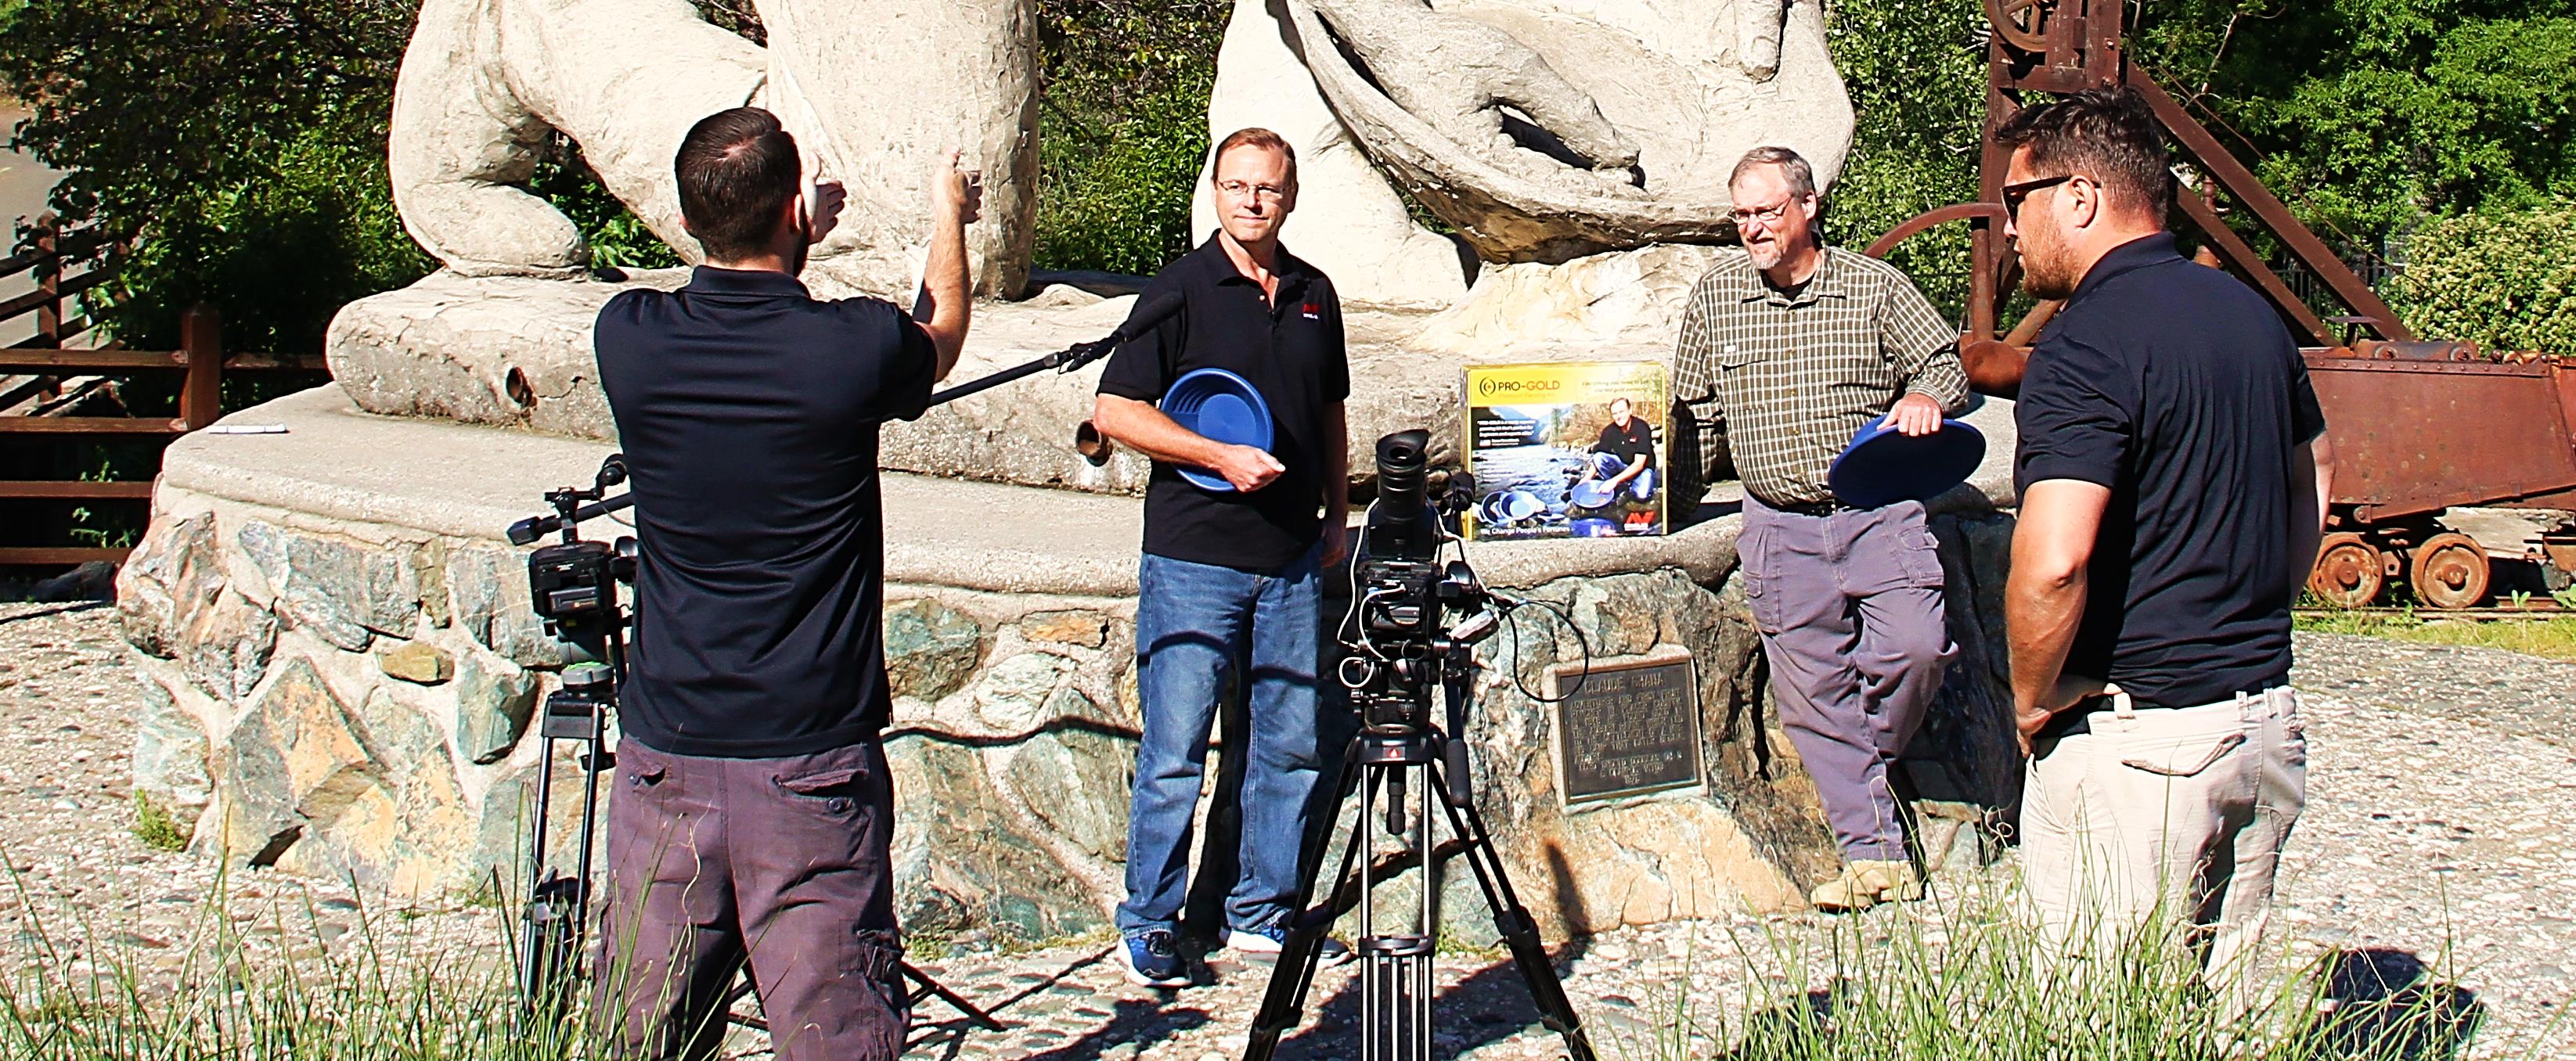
[1225,923,1353,966]
[1119,929,1190,987]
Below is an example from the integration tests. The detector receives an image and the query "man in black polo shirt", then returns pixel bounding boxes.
[2001,88,2333,1005]
[1090,127,1350,987]
[1587,397,1657,504]
[589,106,978,1059]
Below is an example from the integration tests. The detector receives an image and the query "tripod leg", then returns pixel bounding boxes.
[1430,760,1598,1061]
[517,739,567,1016]
[1244,737,1370,1061]
[902,962,1007,1030]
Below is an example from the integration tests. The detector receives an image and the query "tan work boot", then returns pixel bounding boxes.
[1808,860,1924,912]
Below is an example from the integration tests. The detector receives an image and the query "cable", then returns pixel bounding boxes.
[1433,503,1593,704]
[1493,592,1590,704]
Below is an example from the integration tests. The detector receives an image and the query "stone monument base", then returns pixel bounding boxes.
[118,385,2020,942]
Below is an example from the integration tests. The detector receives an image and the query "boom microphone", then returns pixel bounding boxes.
[1112,290,1186,343]
[1072,290,1187,466]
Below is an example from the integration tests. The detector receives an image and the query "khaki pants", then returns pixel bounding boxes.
[2021,686,2307,1009]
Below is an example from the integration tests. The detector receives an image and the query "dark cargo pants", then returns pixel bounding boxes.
[1740,497,1955,861]
[593,738,906,1061]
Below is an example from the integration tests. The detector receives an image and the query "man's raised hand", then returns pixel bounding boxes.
[803,178,846,246]
[931,148,984,225]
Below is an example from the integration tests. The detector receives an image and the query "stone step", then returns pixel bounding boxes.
[325,271,2024,504]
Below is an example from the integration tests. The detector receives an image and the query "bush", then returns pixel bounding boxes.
[1030,1,1227,276]
[2387,200,2576,354]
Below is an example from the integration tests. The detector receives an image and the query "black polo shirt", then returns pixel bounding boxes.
[2014,233,2326,710]
[1597,417,1655,471]
[594,266,936,757]
[1097,236,1349,571]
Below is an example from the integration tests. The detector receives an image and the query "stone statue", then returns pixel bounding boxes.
[1200,0,1854,307]
[390,0,1039,297]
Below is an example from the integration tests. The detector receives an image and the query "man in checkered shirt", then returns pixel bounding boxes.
[1671,146,1969,912]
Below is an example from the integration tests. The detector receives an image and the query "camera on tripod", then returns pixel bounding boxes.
[1343,430,1494,733]
[501,454,639,1016]
[1246,430,1597,1061]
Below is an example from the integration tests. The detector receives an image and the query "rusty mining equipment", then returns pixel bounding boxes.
[1861,0,2576,610]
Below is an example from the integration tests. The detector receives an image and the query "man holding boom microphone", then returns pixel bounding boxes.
[589,106,979,1059]
[1090,127,1354,987]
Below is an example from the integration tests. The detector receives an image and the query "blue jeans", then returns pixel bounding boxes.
[1118,545,1324,937]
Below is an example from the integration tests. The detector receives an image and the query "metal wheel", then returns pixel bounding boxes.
[2306,532,2383,608]
[2408,532,2490,610]
[1984,0,2055,52]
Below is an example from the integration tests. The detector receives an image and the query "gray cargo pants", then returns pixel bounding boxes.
[1740,496,1955,862]
[592,738,908,1061]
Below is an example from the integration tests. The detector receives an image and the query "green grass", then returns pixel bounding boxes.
[127,793,189,853]
[2296,609,2576,662]
[0,858,2553,1059]
[0,867,586,1061]
[1594,879,2546,1061]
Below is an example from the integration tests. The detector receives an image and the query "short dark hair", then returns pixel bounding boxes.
[1993,87,2174,223]
[1212,127,1299,188]
[675,107,802,261]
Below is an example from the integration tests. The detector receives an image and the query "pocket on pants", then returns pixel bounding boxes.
[1738,525,1780,632]
[851,926,908,1020]
[2114,730,2246,779]
[775,764,877,824]
[1895,526,1945,588]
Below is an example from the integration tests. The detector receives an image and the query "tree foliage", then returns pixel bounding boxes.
[1030,0,1227,276]
[6,0,2565,351]
[1821,0,1991,319]
[2130,0,2576,244]
[1818,0,2576,343]
[2386,198,2576,354]
[0,0,683,351]
[0,0,427,351]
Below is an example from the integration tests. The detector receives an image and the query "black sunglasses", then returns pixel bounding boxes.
[2001,174,2075,221]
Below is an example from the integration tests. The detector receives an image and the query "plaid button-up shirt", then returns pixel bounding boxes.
[1670,247,1968,508]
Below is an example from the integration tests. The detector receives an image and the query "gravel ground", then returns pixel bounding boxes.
[1,600,2568,1059]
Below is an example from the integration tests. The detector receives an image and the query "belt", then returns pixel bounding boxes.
[2038,685,2283,739]
[1759,497,1866,517]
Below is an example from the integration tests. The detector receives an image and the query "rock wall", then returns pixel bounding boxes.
[119,467,2017,942]
[114,485,1146,941]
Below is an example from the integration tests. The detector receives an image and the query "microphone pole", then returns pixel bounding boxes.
[506,290,1187,543]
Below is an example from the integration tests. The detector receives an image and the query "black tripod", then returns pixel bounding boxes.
[1243,563,1594,1058]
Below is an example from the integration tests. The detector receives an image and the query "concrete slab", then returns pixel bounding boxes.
[322,272,2025,513]
[165,385,1829,595]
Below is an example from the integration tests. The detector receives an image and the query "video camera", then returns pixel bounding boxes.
[1247,431,1598,1061]
[1340,430,1497,735]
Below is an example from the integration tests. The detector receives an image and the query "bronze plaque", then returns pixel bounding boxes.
[1549,648,1703,806]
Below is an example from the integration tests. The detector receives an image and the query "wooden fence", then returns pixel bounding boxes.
[1,213,328,568]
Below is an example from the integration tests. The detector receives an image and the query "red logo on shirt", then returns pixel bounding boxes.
[1301,302,1321,319]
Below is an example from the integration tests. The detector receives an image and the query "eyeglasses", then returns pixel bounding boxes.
[2001,174,2074,222]
[1728,197,1797,228]
[1216,179,1290,202]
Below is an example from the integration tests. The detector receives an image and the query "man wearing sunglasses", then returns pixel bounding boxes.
[1671,146,1969,913]
[2000,88,2332,1012]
